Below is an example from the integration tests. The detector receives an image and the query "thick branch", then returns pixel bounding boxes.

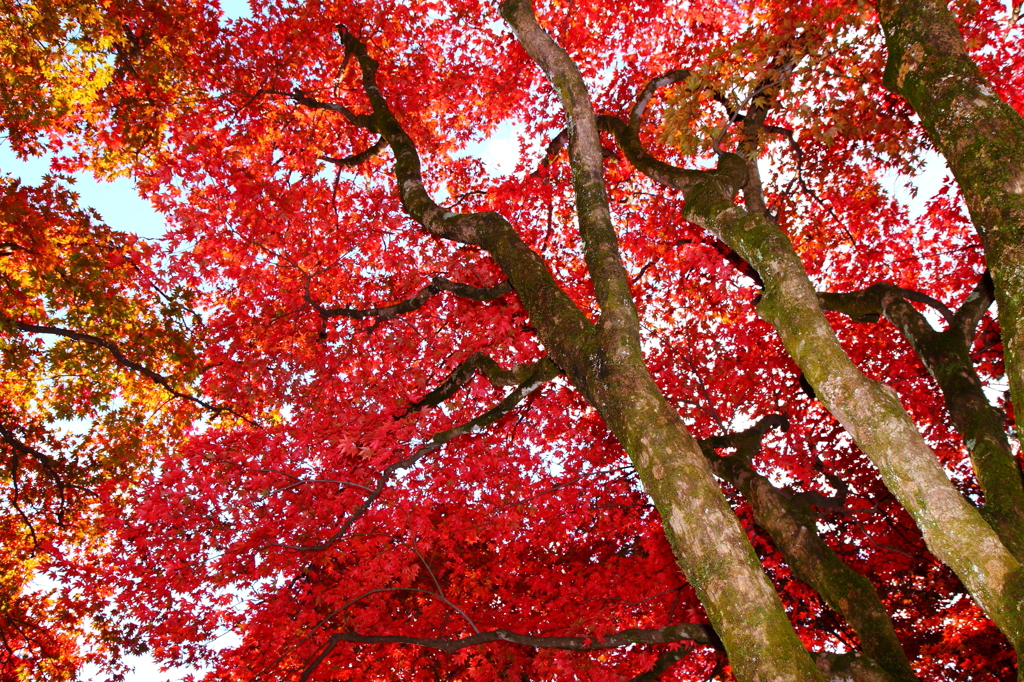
[317,30,824,682]
[500,0,640,344]
[598,114,714,194]
[700,418,917,682]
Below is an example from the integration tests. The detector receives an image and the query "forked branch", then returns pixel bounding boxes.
[273,356,559,553]
[699,417,916,681]
[409,352,547,413]
[820,273,1024,561]
[301,27,597,384]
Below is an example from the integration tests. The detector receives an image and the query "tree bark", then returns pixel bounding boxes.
[605,113,1024,660]
[877,0,1024,434]
[820,277,1024,562]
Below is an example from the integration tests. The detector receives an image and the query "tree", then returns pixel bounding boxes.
[1,0,218,677]
[1,0,1023,680]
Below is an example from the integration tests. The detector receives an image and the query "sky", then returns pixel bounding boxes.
[0,144,168,240]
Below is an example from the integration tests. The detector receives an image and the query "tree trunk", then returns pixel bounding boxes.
[877,0,1024,435]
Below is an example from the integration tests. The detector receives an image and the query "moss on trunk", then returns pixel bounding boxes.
[877,0,1024,440]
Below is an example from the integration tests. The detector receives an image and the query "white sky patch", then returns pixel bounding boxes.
[461,121,523,177]
[83,655,201,682]
[882,149,951,222]
[219,0,252,22]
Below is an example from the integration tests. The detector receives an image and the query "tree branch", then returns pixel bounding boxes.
[322,28,598,385]
[298,623,717,681]
[629,70,692,134]
[333,30,489,245]
[501,0,640,343]
[324,622,716,654]
[0,241,26,257]
[260,88,374,130]
[951,270,995,346]
[306,278,511,324]
[5,319,224,415]
[0,423,63,481]
[302,616,893,682]
[319,136,387,167]
[273,356,559,552]
[408,352,545,413]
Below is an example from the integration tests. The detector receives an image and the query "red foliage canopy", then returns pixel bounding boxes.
[2,0,1024,680]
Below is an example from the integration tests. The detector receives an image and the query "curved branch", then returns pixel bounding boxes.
[409,352,541,413]
[629,70,692,133]
[272,357,559,553]
[334,30,489,245]
[326,27,597,384]
[952,270,994,345]
[260,88,374,130]
[597,114,743,195]
[896,287,955,327]
[6,320,224,415]
[319,136,387,167]
[307,278,512,323]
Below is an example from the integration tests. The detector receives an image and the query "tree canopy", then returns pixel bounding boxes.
[1,0,1024,680]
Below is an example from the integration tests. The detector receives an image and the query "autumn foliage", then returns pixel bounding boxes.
[2,0,1024,681]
